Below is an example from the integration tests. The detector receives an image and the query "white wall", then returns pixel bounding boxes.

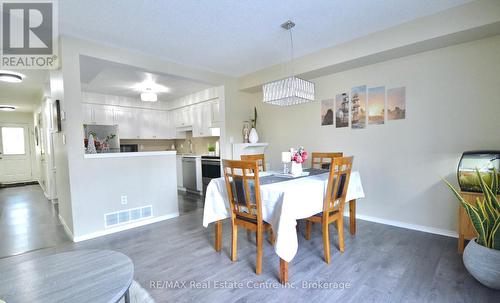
[247,35,500,235]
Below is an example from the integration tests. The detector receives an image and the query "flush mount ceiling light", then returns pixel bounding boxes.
[262,20,315,106]
[0,105,16,111]
[140,88,158,102]
[0,70,25,83]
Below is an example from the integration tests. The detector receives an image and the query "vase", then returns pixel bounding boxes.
[463,239,500,289]
[249,128,259,144]
[291,162,303,176]
[242,122,250,143]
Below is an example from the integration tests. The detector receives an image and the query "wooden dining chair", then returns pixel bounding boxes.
[241,154,266,171]
[222,159,274,275]
[311,152,343,169]
[304,156,353,264]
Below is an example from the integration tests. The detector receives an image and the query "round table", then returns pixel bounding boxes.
[0,250,134,303]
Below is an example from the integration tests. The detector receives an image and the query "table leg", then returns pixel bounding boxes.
[279,258,289,284]
[349,199,356,235]
[215,220,222,252]
[458,233,465,253]
[124,288,130,303]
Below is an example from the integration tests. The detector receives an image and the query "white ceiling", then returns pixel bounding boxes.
[0,70,48,112]
[80,55,213,101]
[60,0,471,76]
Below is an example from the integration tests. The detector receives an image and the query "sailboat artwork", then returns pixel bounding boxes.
[335,93,349,128]
[351,85,367,129]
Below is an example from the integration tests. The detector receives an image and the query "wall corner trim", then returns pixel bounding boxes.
[351,213,458,238]
[58,214,74,241]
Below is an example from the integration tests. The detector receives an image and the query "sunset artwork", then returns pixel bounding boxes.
[351,85,367,129]
[387,87,406,120]
[368,86,385,125]
[321,99,334,126]
[335,93,349,128]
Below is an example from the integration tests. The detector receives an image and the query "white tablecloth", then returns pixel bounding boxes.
[203,171,365,262]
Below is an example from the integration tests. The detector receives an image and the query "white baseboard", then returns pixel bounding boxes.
[351,213,458,238]
[73,212,179,242]
[58,214,74,241]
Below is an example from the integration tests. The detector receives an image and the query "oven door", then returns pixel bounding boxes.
[202,159,221,196]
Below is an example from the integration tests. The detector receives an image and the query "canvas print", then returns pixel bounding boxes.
[335,93,349,128]
[387,87,406,120]
[351,85,367,129]
[368,86,385,125]
[321,99,334,126]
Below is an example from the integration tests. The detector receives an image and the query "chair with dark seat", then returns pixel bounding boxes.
[222,159,274,275]
[311,152,343,169]
[304,156,353,264]
[241,154,266,172]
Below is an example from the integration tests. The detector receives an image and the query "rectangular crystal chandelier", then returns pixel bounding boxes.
[263,76,315,106]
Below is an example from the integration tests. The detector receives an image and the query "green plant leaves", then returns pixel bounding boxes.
[444,168,499,250]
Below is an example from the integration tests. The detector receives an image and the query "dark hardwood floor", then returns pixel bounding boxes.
[1,185,499,302]
[0,185,69,258]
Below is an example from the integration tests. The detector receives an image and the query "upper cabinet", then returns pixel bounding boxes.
[211,99,222,125]
[193,102,213,138]
[82,103,114,125]
[139,109,171,139]
[81,96,223,140]
[113,107,139,139]
[174,107,194,128]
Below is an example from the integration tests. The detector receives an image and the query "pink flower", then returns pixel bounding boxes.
[295,155,303,163]
[301,151,308,160]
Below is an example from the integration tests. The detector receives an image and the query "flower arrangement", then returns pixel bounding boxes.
[291,147,308,164]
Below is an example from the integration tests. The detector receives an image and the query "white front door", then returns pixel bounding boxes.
[0,124,33,183]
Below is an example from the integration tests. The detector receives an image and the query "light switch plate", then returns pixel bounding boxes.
[121,195,128,205]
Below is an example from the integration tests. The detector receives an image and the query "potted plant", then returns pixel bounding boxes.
[444,169,500,289]
[208,145,216,156]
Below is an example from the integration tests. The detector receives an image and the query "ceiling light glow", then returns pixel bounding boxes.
[0,70,25,83]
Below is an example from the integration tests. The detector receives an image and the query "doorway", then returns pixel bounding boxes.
[0,123,33,184]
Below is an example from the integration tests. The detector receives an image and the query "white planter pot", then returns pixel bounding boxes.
[291,162,303,176]
[463,239,500,289]
[249,128,259,144]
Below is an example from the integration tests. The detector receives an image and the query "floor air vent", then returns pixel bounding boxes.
[105,205,153,228]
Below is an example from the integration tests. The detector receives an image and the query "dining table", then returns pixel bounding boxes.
[203,168,365,283]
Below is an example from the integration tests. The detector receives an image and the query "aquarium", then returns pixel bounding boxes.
[458,151,500,193]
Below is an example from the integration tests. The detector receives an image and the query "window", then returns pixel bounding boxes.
[1,127,26,155]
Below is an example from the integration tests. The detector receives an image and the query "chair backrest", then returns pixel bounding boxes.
[223,160,263,224]
[323,156,353,216]
[311,152,343,169]
[241,154,266,172]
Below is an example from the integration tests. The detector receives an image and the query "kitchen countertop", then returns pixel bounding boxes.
[84,151,177,159]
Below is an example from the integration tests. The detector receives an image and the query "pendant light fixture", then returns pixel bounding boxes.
[262,20,315,106]
[0,70,25,83]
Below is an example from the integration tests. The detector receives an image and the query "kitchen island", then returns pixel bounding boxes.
[67,151,179,242]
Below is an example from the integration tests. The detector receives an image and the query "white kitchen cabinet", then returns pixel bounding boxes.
[211,99,222,124]
[174,107,193,128]
[114,107,139,139]
[193,102,212,138]
[82,103,94,124]
[93,105,114,125]
[82,103,114,125]
[138,109,157,139]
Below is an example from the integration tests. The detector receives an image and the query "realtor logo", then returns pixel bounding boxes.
[0,0,58,69]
